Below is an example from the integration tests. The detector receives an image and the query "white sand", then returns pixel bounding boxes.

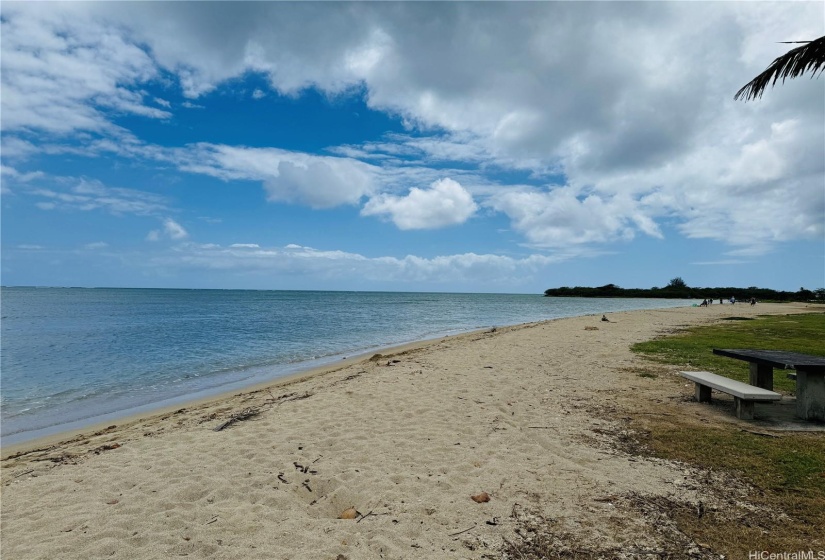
[0,303,814,559]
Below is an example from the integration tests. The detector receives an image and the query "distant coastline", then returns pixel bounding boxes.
[544,283,823,302]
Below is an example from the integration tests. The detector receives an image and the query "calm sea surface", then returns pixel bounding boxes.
[1,288,689,444]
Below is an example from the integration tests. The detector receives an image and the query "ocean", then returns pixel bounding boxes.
[1,287,689,445]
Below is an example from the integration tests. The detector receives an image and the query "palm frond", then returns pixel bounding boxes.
[735,35,825,101]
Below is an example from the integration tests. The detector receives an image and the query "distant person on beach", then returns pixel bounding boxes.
[601,315,609,322]
[700,299,708,307]
[719,298,723,304]
[750,297,756,306]
[730,296,736,304]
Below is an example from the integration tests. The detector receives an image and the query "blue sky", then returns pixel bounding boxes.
[1,2,823,293]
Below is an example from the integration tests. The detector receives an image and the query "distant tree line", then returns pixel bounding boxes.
[544,277,825,302]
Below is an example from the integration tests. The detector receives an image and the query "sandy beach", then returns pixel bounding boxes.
[1,303,818,559]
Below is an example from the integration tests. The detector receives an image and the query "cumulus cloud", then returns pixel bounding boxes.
[488,187,662,248]
[175,144,378,208]
[362,178,478,230]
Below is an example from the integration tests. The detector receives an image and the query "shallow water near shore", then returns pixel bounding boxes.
[1,287,689,444]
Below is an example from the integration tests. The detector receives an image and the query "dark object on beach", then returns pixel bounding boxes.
[92,443,121,454]
[601,315,610,322]
[339,507,359,519]
[471,492,490,503]
[213,407,260,431]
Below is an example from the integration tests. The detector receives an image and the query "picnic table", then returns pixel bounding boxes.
[712,349,825,421]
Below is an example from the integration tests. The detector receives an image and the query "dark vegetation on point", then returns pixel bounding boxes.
[544,277,824,303]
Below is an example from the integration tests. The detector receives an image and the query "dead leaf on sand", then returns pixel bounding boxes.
[471,492,490,503]
[339,507,359,519]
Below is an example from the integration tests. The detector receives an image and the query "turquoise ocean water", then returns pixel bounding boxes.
[1,288,689,445]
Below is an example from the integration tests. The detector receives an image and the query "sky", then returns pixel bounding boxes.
[1,2,823,294]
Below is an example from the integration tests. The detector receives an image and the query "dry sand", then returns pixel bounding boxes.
[0,303,815,559]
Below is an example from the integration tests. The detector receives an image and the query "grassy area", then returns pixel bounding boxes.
[628,312,825,555]
[632,312,825,394]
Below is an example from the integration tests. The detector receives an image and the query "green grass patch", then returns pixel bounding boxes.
[626,312,825,552]
[631,312,825,394]
[648,424,825,495]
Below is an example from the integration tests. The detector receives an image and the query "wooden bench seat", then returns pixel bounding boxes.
[680,371,781,420]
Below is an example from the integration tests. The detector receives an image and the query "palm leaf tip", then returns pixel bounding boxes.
[735,35,825,101]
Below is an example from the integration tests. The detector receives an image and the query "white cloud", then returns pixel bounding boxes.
[0,165,44,188]
[362,178,478,230]
[145,242,564,288]
[26,177,169,216]
[175,144,378,208]
[84,242,109,250]
[252,89,265,99]
[0,4,169,138]
[269,158,374,208]
[488,187,662,248]
[0,137,39,160]
[147,218,188,242]
[692,260,748,266]
[163,218,188,240]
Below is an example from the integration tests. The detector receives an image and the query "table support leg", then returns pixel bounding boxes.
[749,363,773,391]
[695,383,711,403]
[795,370,825,421]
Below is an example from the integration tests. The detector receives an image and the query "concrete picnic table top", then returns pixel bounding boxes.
[712,349,825,373]
[713,349,825,421]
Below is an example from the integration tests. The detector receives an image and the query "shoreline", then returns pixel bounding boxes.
[0,331,463,453]
[1,297,694,453]
[0,329,480,458]
[0,320,532,460]
[3,303,817,560]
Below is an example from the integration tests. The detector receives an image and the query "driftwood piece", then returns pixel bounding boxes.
[449,523,478,537]
[213,391,313,432]
[213,407,260,432]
